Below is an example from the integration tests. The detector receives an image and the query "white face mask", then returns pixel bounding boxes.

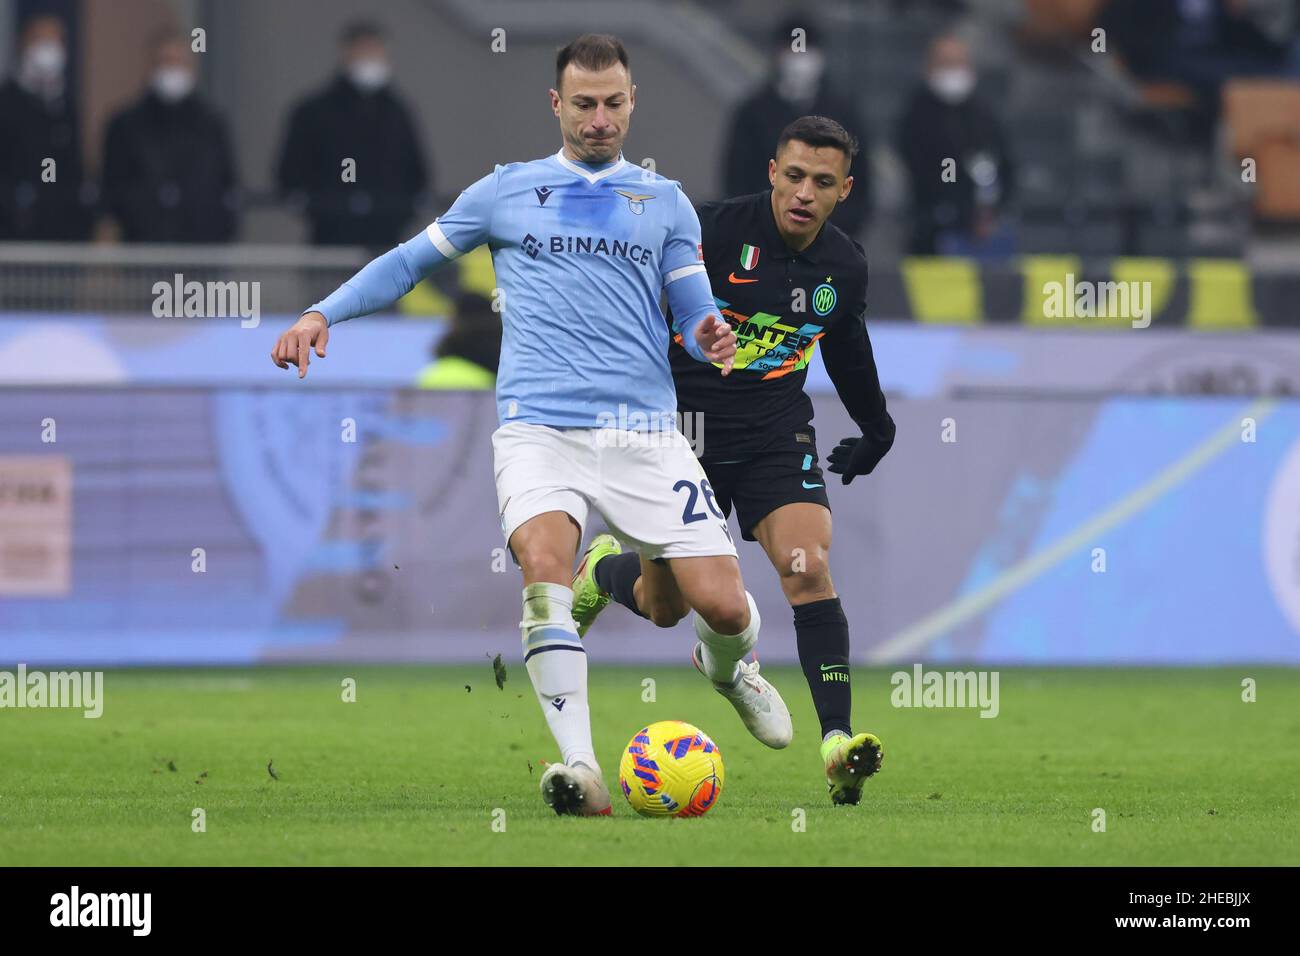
[348,59,390,92]
[776,50,824,104]
[152,66,195,103]
[929,67,975,104]
[24,40,66,78]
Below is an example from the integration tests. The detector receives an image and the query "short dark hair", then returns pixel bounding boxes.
[776,115,859,166]
[555,33,629,89]
[340,20,384,46]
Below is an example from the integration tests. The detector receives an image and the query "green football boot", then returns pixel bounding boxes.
[570,533,621,637]
[821,731,884,806]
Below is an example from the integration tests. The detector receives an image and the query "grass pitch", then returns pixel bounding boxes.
[1,665,1296,866]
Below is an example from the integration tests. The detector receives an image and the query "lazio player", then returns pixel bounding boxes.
[571,116,896,805]
[270,35,793,816]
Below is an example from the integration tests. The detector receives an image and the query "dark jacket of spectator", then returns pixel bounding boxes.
[896,84,1015,254]
[723,81,872,239]
[0,78,94,240]
[1099,0,1293,141]
[102,90,239,243]
[276,75,429,247]
[1101,0,1291,87]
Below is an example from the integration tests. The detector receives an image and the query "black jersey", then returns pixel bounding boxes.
[667,190,888,462]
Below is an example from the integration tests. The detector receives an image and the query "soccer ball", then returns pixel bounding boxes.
[618,720,725,818]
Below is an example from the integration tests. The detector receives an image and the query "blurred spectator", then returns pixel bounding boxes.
[417,292,502,390]
[722,16,871,238]
[102,30,239,243]
[1100,0,1296,140]
[896,33,1015,255]
[276,20,430,248]
[0,13,95,240]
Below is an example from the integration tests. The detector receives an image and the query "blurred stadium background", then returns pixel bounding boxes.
[3,0,1300,667]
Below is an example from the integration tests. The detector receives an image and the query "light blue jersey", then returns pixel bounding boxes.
[309,149,718,427]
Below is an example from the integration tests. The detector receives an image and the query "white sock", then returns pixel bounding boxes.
[694,591,760,686]
[521,582,597,770]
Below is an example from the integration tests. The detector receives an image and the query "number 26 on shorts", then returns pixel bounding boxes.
[674,478,724,525]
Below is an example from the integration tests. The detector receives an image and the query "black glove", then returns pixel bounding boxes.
[827,413,896,485]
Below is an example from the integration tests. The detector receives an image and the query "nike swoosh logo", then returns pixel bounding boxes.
[802,481,824,489]
[819,664,848,671]
[727,273,758,284]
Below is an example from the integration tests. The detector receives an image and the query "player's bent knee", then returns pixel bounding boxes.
[780,549,832,600]
[695,594,751,637]
[782,547,829,579]
[694,591,759,660]
[645,597,689,629]
[514,546,571,585]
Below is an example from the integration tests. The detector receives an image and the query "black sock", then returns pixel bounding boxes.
[593,551,647,619]
[794,597,852,739]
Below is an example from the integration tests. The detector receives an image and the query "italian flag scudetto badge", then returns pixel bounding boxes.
[739,244,759,270]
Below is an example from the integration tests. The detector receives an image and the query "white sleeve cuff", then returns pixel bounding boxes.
[663,263,706,285]
[425,222,463,259]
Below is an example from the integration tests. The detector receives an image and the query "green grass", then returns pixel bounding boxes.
[1,665,1296,866]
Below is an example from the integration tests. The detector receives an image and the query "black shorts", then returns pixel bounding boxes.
[700,446,831,542]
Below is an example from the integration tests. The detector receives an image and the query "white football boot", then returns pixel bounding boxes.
[539,760,612,816]
[692,644,793,749]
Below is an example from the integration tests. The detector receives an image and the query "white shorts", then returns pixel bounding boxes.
[492,422,736,561]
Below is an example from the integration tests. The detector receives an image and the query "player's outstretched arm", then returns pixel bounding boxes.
[269,238,433,380]
[271,169,498,380]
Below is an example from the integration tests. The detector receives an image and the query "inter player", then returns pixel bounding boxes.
[270,35,792,816]
[571,116,894,805]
